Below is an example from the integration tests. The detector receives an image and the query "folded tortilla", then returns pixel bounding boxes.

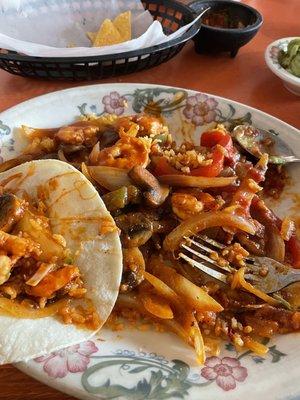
[0,159,122,364]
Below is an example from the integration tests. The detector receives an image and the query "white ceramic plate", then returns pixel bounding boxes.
[265,37,300,96]
[0,83,299,400]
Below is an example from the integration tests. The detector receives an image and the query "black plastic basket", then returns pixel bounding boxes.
[0,0,199,81]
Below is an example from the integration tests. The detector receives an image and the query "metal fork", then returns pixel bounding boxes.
[179,235,300,294]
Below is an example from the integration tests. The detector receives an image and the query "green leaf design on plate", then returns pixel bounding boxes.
[236,338,286,365]
[0,120,11,136]
[171,359,190,380]
[268,345,287,363]
[129,366,149,374]
[78,103,88,116]
[81,354,211,399]
[131,88,187,115]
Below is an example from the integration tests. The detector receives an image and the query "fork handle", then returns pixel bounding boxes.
[282,269,300,287]
[281,155,300,163]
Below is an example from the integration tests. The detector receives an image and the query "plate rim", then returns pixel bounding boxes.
[1,82,299,400]
[0,82,299,132]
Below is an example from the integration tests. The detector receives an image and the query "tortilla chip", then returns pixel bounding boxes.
[93,18,123,47]
[113,11,131,41]
[86,31,96,43]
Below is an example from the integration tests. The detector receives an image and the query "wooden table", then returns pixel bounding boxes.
[0,1,299,399]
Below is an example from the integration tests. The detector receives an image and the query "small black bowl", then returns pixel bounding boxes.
[189,0,263,57]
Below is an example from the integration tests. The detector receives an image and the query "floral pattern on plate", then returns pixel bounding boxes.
[201,356,247,391]
[0,120,14,163]
[34,341,98,378]
[78,87,252,133]
[31,338,286,397]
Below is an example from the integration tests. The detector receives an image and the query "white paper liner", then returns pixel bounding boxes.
[0,0,200,57]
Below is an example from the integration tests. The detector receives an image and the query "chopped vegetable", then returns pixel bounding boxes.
[158,174,236,188]
[139,291,174,319]
[115,212,153,248]
[152,260,223,312]
[231,267,278,306]
[163,210,256,252]
[286,234,300,268]
[190,147,225,177]
[0,193,26,232]
[88,166,132,190]
[28,265,80,298]
[16,210,65,262]
[129,165,169,207]
[102,187,128,211]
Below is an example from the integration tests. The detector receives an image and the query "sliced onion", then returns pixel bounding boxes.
[26,263,55,286]
[89,142,100,165]
[139,292,174,320]
[116,293,191,345]
[0,154,34,173]
[190,314,205,364]
[21,125,59,139]
[231,267,278,306]
[0,298,68,319]
[158,174,236,188]
[81,162,97,185]
[163,319,192,345]
[151,261,223,312]
[57,149,69,163]
[88,166,132,191]
[280,217,296,241]
[163,210,256,252]
[144,271,180,306]
[265,226,285,262]
[243,337,269,356]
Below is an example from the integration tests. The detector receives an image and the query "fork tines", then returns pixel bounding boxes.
[179,236,228,284]
[179,235,257,284]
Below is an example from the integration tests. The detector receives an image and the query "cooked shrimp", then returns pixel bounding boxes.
[171,193,204,220]
[96,136,149,169]
[55,123,99,146]
[114,116,139,137]
[0,231,41,257]
[133,115,167,136]
[27,265,80,298]
[0,255,13,285]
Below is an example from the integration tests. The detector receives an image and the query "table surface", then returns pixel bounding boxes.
[0,1,299,399]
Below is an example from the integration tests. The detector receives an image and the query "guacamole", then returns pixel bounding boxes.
[278,38,300,78]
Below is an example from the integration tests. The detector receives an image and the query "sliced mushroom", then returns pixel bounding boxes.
[0,193,26,232]
[120,247,145,292]
[58,144,86,154]
[114,212,153,248]
[38,153,59,160]
[128,165,169,207]
[55,123,99,146]
[99,130,119,150]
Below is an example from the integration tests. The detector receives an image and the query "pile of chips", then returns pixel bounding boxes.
[87,11,132,47]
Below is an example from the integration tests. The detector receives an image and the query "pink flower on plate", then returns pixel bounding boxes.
[35,341,98,379]
[201,356,248,391]
[102,91,127,115]
[183,93,218,126]
[270,45,280,61]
